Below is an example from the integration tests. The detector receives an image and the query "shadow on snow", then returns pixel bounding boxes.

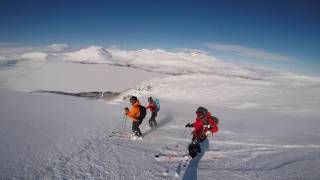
[143,111,174,137]
[183,140,209,180]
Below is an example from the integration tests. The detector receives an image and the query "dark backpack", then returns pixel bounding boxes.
[138,105,147,121]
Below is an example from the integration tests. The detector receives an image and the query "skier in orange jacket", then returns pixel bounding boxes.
[124,96,144,138]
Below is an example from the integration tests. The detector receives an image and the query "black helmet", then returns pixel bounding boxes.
[196,107,208,116]
[148,96,153,102]
[129,96,137,103]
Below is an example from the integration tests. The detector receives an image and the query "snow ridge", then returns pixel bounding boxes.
[53,46,113,64]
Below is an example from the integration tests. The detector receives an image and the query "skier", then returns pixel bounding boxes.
[146,96,158,128]
[185,107,219,158]
[124,96,145,138]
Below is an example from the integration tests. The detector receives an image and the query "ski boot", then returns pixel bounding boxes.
[132,130,142,140]
[149,120,158,128]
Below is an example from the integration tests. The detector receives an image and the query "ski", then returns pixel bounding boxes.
[154,152,191,171]
[154,153,189,161]
[109,131,143,140]
[110,131,129,135]
[109,131,130,137]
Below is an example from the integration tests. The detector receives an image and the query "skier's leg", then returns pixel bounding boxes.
[189,136,201,158]
[132,121,136,132]
[148,115,153,127]
[149,112,157,127]
[153,112,158,126]
[135,119,142,137]
[132,121,140,137]
[188,143,197,158]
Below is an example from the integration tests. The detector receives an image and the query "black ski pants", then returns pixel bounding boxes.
[132,119,142,136]
[149,111,158,126]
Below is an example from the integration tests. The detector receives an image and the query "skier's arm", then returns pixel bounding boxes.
[210,125,218,133]
[147,102,156,110]
[127,106,140,121]
[208,118,218,133]
[185,123,195,128]
[152,102,158,111]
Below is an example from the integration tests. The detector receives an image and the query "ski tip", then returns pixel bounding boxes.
[174,172,180,177]
[131,136,143,140]
[162,170,169,176]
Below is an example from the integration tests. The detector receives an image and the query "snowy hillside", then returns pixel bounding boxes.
[1,45,320,179]
[50,46,114,64]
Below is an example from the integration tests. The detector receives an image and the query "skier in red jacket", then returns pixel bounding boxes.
[185,107,219,158]
[146,96,158,128]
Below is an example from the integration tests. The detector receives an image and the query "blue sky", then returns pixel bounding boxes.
[0,0,319,74]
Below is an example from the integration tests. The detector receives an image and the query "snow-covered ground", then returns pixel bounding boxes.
[1,46,320,179]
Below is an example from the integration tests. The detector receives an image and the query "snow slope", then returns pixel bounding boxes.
[1,46,320,179]
[0,61,162,92]
[1,89,319,179]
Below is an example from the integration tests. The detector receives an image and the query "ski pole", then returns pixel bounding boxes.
[122,115,127,132]
[182,127,188,138]
[175,127,188,148]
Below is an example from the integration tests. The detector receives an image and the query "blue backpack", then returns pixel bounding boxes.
[155,99,160,112]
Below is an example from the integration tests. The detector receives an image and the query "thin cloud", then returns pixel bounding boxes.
[205,42,293,62]
[174,48,208,54]
[46,43,69,52]
[0,43,70,60]
[0,46,35,57]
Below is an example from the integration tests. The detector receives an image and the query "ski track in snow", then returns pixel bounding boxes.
[36,129,162,180]
[1,92,320,179]
[6,104,319,179]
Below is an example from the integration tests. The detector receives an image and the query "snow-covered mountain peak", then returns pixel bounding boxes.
[56,46,113,64]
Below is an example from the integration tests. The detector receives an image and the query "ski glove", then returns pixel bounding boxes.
[185,123,192,128]
[124,107,129,115]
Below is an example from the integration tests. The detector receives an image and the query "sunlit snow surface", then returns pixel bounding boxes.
[0,46,320,179]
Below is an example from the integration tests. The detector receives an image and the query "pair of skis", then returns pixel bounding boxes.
[154,153,190,166]
[109,131,192,177]
[109,132,190,160]
[154,149,192,177]
[109,132,191,159]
